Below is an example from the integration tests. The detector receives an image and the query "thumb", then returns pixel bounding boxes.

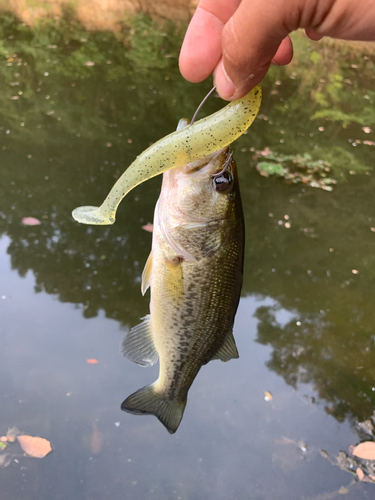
[215,0,296,99]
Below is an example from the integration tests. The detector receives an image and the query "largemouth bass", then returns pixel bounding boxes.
[121,132,244,434]
[72,86,261,225]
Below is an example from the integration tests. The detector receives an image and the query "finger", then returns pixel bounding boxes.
[217,0,293,99]
[272,36,293,66]
[179,0,238,83]
[305,28,324,41]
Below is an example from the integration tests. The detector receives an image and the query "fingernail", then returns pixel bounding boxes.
[213,61,236,100]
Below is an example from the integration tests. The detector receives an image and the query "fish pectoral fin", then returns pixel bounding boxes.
[121,315,158,367]
[211,329,239,362]
[121,383,187,434]
[141,251,153,296]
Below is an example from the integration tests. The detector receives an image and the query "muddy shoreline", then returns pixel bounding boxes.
[0,0,198,30]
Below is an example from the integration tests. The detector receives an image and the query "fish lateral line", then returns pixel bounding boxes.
[72,86,262,226]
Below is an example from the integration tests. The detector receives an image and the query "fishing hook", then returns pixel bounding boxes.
[212,150,233,178]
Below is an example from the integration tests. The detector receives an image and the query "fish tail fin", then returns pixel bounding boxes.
[121,384,186,434]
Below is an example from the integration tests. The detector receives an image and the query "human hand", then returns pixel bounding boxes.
[179,0,375,100]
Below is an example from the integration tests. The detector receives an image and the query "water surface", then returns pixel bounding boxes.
[0,15,374,500]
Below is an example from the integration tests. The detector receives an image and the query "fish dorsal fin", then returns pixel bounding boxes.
[141,251,153,296]
[121,315,158,367]
[211,329,239,362]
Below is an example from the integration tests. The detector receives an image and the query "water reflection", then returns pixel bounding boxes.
[0,13,375,498]
[0,14,374,427]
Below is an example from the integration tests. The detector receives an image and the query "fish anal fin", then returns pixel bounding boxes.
[211,329,239,362]
[121,384,187,434]
[141,251,153,296]
[121,315,158,367]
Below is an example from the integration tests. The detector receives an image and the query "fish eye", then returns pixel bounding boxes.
[212,171,233,192]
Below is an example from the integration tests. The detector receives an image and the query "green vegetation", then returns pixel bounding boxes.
[255,147,369,190]
[271,33,375,129]
[256,151,337,191]
[252,32,375,186]
[0,11,186,144]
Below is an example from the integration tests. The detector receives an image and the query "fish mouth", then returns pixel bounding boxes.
[182,147,229,176]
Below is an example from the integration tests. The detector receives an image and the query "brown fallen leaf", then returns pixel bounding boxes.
[86,358,98,364]
[0,454,11,467]
[6,427,19,442]
[356,468,373,483]
[17,435,52,458]
[357,467,365,481]
[338,486,349,494]
[351,441,375,460]
[142,223,153,233]
[22,217,41,226]
[90,421,103,454]
[264,391,273,401]
[275,436,295,445]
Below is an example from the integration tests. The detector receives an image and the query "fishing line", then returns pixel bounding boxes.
[190,86,217,125]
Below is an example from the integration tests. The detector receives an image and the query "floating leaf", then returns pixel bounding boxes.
[6,427,19,442]
[141,223,153,233]
[264,391,273,401]
[352,441,375,460]
[86,358,98,364]
[17,435,52,458]
[0,454,11,467]
[275,436,295,445]
[357,467,365,480]
[338,486,349,494]
[22,217,41,226]
[90,422,103,454]
[257,162,285,177]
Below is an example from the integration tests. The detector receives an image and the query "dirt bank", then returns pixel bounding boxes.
[0,0,199,29]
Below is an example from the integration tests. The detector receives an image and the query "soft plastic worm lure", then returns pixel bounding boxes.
[72,86,262,225]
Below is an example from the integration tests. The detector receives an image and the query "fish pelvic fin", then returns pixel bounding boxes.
[211,329,239,362]
[121,315,158,367]
[121,384,186,434]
